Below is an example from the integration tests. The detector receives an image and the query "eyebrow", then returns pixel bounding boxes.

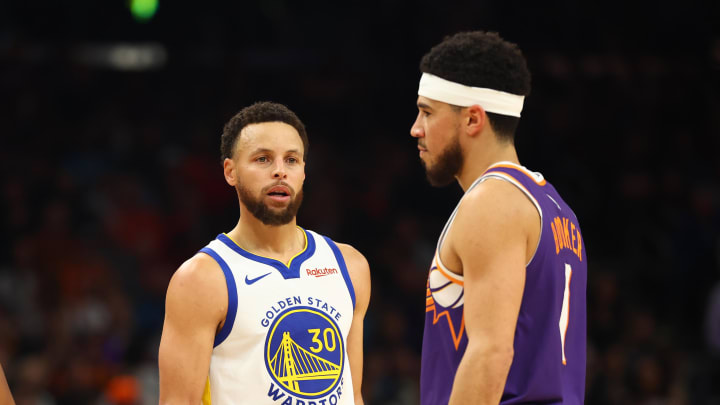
[249,148,272,155]
[250,148,301,155]
[417,102,433,110]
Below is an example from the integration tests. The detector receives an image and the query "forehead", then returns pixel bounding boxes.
[417,95,454,112]
[236,121,304,154]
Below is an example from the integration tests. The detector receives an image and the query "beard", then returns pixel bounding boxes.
[422,133,464,187]
[237,182,304,226]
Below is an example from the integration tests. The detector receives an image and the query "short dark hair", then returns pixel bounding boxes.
[420,31,531,141]
[221,101,309,161]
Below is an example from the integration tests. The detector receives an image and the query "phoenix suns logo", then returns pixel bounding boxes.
[264,306,345,400]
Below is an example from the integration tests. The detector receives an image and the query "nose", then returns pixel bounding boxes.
[410,113,424,138]
[272,160,287,179]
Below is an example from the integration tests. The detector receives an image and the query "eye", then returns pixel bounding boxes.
[420,109,431,117]
[256,156,269,163]
[286,156,299,164]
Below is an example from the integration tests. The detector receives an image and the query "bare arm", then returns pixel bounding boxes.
[158,253,228,405]
[446,180,539,405]
[0,364,15,405]
[337,243,371,405]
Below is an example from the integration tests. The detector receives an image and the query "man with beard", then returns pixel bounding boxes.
[159,102,370,405]
[411,32,587,404]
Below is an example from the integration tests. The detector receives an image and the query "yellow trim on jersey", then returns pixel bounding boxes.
[223,226,308,267]
[202,377,211,405]
[285,227,309,266]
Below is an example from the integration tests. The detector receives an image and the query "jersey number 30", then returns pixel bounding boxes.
[307,328,337,353]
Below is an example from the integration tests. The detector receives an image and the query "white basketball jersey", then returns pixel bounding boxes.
[199,228,356,405]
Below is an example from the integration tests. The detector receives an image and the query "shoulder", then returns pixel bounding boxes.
[166,253,228,319]
[335,243,369,272]
[170,253,226,292]
[451,178,538,249]
[461,177,537,224]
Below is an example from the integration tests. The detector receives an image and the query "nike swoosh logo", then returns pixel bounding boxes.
[245,272,272,285]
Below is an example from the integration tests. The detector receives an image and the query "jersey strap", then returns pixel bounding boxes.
[322,236,356,309]
[198,246,238,347]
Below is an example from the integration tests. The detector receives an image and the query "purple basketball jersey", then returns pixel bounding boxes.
[421,163,587,405]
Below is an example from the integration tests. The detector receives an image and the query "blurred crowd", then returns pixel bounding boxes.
[2,2,720,405]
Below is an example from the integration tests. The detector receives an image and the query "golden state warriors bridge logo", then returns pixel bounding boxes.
[264,306,345,401]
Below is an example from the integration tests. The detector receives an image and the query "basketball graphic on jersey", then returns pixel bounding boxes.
[264,306,345,399]
[428,265,464,308]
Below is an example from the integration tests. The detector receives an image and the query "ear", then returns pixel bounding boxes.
[464,104,487,137]
[223,158,237,186]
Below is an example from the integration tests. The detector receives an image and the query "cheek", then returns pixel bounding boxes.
[426,130,443,151]
[288,167,305,186]
[426,119,452,150]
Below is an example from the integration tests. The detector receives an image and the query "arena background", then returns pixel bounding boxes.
[1,1,719,404]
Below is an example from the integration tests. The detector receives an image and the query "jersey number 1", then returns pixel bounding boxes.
[559,263,572,365]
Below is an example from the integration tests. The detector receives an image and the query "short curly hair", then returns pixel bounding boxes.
[220,101,309,161]
[420,31,531,141]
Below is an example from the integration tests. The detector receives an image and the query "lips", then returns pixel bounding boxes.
[267,185,291,197]
[418,144,428,158]
[265,184,292,203]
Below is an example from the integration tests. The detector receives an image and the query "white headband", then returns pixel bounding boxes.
[417,73,525,117]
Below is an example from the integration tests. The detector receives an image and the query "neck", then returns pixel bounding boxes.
[227,208,303,256]
[456,137,519,192]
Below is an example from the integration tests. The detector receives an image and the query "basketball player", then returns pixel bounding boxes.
[411,32,587,404]
[159,102,370,405]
